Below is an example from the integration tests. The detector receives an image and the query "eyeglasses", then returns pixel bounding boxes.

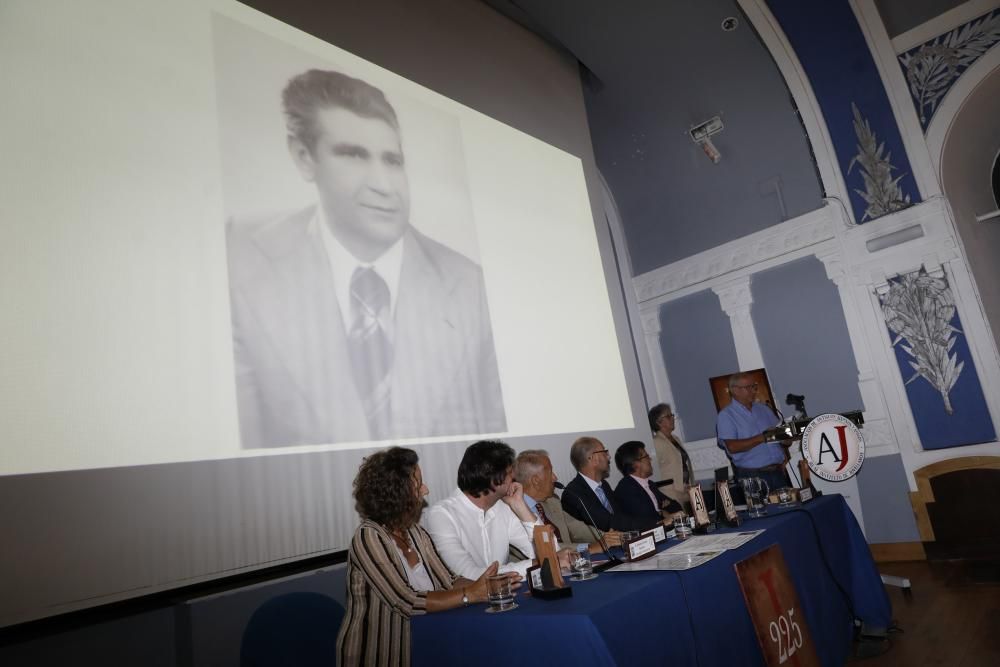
[660,413,675,420]
[591,449,610,457]
[636,453,650,461]
[734,383,759,390]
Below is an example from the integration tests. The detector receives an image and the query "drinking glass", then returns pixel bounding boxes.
[621,530,640,544]
[485,574,518,613]
[571,545,596,580]
[740,477,770,518]
[673,514,692,540]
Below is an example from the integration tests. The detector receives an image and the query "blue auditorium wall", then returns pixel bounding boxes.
[879,269,996,449]
[658,290,739,441]
[767,0,921,223]
[752,256,863,418]
[855,453,920,543]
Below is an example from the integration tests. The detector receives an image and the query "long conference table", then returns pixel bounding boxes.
[412,494,891,667]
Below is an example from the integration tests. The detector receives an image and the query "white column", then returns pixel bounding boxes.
[638,306,682,438]
[713,276,765,370]
[815,249,900,455]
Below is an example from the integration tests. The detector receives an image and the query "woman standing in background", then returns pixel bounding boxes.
[649,403,696,513]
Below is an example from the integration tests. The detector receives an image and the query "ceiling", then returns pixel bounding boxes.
[477,0,825,273]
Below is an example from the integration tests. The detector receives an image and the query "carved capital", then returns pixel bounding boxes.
[712,277,753,317]
[815,249,846,286]
[639,307,662,335]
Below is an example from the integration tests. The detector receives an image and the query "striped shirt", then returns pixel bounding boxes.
[336,520,458,666]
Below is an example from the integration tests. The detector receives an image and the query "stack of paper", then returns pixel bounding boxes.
[608,530,765,572]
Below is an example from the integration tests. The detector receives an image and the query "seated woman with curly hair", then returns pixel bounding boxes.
[336,447,507,667]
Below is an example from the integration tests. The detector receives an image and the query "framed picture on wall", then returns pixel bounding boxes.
[709,368,777,414]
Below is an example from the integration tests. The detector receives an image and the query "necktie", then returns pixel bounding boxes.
[594,485,613,513]
[347,267,393,439]
[535,503,562,541]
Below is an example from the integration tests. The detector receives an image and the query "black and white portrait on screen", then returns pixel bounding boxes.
[215,19,506,448]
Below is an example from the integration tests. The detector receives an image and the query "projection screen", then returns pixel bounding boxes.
[0,0,647,627]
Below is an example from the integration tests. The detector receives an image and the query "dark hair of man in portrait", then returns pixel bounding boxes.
[615,440,647,476]
[282,69,400,153]
[353,447,423,532]
[457,440,515,498]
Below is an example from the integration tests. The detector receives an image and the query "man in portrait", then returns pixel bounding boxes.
[225,69,506,447]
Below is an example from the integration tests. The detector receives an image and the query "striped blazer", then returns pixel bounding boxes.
[336,520,458,666]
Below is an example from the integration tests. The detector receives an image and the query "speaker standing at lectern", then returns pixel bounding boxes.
[716,372,792,491]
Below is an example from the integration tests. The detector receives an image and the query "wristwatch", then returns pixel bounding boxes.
[461,589,470,606]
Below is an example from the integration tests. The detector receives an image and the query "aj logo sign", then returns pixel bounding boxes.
[801,414,865,482]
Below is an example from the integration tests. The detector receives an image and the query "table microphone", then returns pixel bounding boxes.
[554,482,622,570]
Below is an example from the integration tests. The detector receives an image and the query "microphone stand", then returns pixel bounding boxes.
[554,482,623,572]
[767,402,796,490]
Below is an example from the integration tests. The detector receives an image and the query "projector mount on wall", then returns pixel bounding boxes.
[690,115,723,164]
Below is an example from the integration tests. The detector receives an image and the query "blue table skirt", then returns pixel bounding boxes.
[412,494,891,666]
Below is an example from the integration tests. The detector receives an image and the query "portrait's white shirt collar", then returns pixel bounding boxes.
[315,206,404,325]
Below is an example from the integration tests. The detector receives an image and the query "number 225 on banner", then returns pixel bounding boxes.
[734,544,820,666]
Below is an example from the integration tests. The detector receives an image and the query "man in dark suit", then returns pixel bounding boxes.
[561,436,659,532]
[226,69,506,447]
[613,440,683,523]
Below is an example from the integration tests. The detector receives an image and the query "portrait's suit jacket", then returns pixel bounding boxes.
[561,474,656,533]
[613,475,675,524]
[226,206,506,447]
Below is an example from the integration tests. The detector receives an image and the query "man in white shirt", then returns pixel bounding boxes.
[426,440,571,579]
[225,68,505,448]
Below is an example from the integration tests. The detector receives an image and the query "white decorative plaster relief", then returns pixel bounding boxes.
[633,204,836,305]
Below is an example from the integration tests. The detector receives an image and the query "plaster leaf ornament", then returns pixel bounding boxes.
[880,270,964,415]
[899,11,1000,126]
[847,103,911,221]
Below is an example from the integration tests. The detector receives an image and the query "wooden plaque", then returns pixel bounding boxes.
[688,484,711,527]
[797,459,812,489]
[532,524,565,588]
[716,480,739,523]
[797,460,818,501]
[734,544,820,667]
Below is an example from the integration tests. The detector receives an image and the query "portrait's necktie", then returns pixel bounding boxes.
[594,485,613,513]
[347,267,392,439]
[535,502,562,541]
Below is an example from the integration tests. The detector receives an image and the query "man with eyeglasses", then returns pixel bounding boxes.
[560,437,659,532]
[716,372,791,491]
[612,441,684,524]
